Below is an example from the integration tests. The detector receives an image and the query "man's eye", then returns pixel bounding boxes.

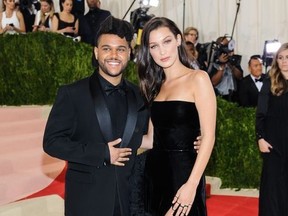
[118,48,126,52]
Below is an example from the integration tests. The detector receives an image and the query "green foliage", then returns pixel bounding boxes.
[124,61,139,84]
[0,33,262,189]
[205,97,262,188]
[0,32,93,105]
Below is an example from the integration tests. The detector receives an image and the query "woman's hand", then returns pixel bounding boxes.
[258,138,273,153]
[165,183,196,216]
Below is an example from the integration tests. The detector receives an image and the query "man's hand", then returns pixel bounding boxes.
[218,53,229,63]
[194,136,201,153]
[108,138,132,166]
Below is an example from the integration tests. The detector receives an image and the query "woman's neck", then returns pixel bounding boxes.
[5,8,14,17]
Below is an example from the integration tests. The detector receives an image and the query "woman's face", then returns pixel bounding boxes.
[185,29,198,44]
[148,27,181,69]
[62,0,73,13]
[41,1,51,13]
[4,0,16,10]
[277,49,288,75]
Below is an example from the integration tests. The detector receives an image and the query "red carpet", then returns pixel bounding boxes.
[21,165,258,216]
[206,195,258,216]
[21,165,66,201]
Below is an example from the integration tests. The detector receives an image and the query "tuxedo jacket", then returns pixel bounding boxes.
[238,73,267,107]
[78,8,111,45]
[43,71,149,216]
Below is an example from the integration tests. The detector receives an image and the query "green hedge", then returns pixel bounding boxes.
[1,32,93,105]
[0,33,262,189]
[205,98,261,188]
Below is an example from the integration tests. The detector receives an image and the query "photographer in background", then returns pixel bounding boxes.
[209,36,243,103]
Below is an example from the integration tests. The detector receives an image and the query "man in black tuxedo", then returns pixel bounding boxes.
[239,55,267,107]
[43,16,149,216]
[78,0,111,45]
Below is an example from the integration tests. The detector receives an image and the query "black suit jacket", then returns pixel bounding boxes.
[79,8,111,45]
[43,71,149,216]
[239,73,267,107]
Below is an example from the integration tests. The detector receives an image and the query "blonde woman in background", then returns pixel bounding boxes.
[256,42,288,216]
[0,0,26,34]
[33,0,54,32]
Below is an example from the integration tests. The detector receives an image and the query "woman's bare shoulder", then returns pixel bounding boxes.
[188,69,210,82]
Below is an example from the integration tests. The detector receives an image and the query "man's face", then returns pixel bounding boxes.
[94,34,131,80]
[249,58,263,77]
[86,0,99,9]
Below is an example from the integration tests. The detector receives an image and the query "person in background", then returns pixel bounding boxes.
[0,0,26,34]
[184,26,207,71]
[43,16,150,216]
[209,36,243,103]
[52,0,78,38]
[78,0,111,46]
[18,0,40,32]
[59,0,85,17]
[185,41,200,69]
[138,17,216,216]
[256,42,288,216]
[239,55,267,107]
[32,0,54,32]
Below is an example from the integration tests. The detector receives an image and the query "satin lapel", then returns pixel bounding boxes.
[89,72,113,142]
[120,82,138,148]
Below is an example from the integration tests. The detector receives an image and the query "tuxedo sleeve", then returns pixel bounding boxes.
[255,79,270,141]
[43,86,107,167]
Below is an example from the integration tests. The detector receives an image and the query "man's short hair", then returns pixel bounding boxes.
[94,16,134,47]
[248,55,262,66]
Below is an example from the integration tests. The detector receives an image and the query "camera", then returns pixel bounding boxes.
[9,23,14,27]
[208,40,241,66]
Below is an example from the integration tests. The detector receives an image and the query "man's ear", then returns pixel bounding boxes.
[94,47,98,59]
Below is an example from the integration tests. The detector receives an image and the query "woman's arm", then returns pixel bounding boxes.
[74,18,79,35]
[188,71,216,187]
[0,12,5,34]
[51,14,60,33]
[16,11,26,33]
[256,78,272,152]
[167,71,216,216]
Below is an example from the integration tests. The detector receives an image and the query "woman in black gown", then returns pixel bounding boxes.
[137,17,216,216]
[256,42,288,216]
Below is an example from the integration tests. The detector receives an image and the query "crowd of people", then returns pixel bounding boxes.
[1,0,287,215]
[0,0,110,45]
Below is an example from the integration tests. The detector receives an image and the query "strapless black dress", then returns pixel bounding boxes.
[144,101,207,216]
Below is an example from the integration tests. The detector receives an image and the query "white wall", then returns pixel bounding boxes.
[100,0,288,75]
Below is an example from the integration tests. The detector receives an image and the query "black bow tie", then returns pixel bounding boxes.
[255,77,263,82]
[104,85,126,96]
